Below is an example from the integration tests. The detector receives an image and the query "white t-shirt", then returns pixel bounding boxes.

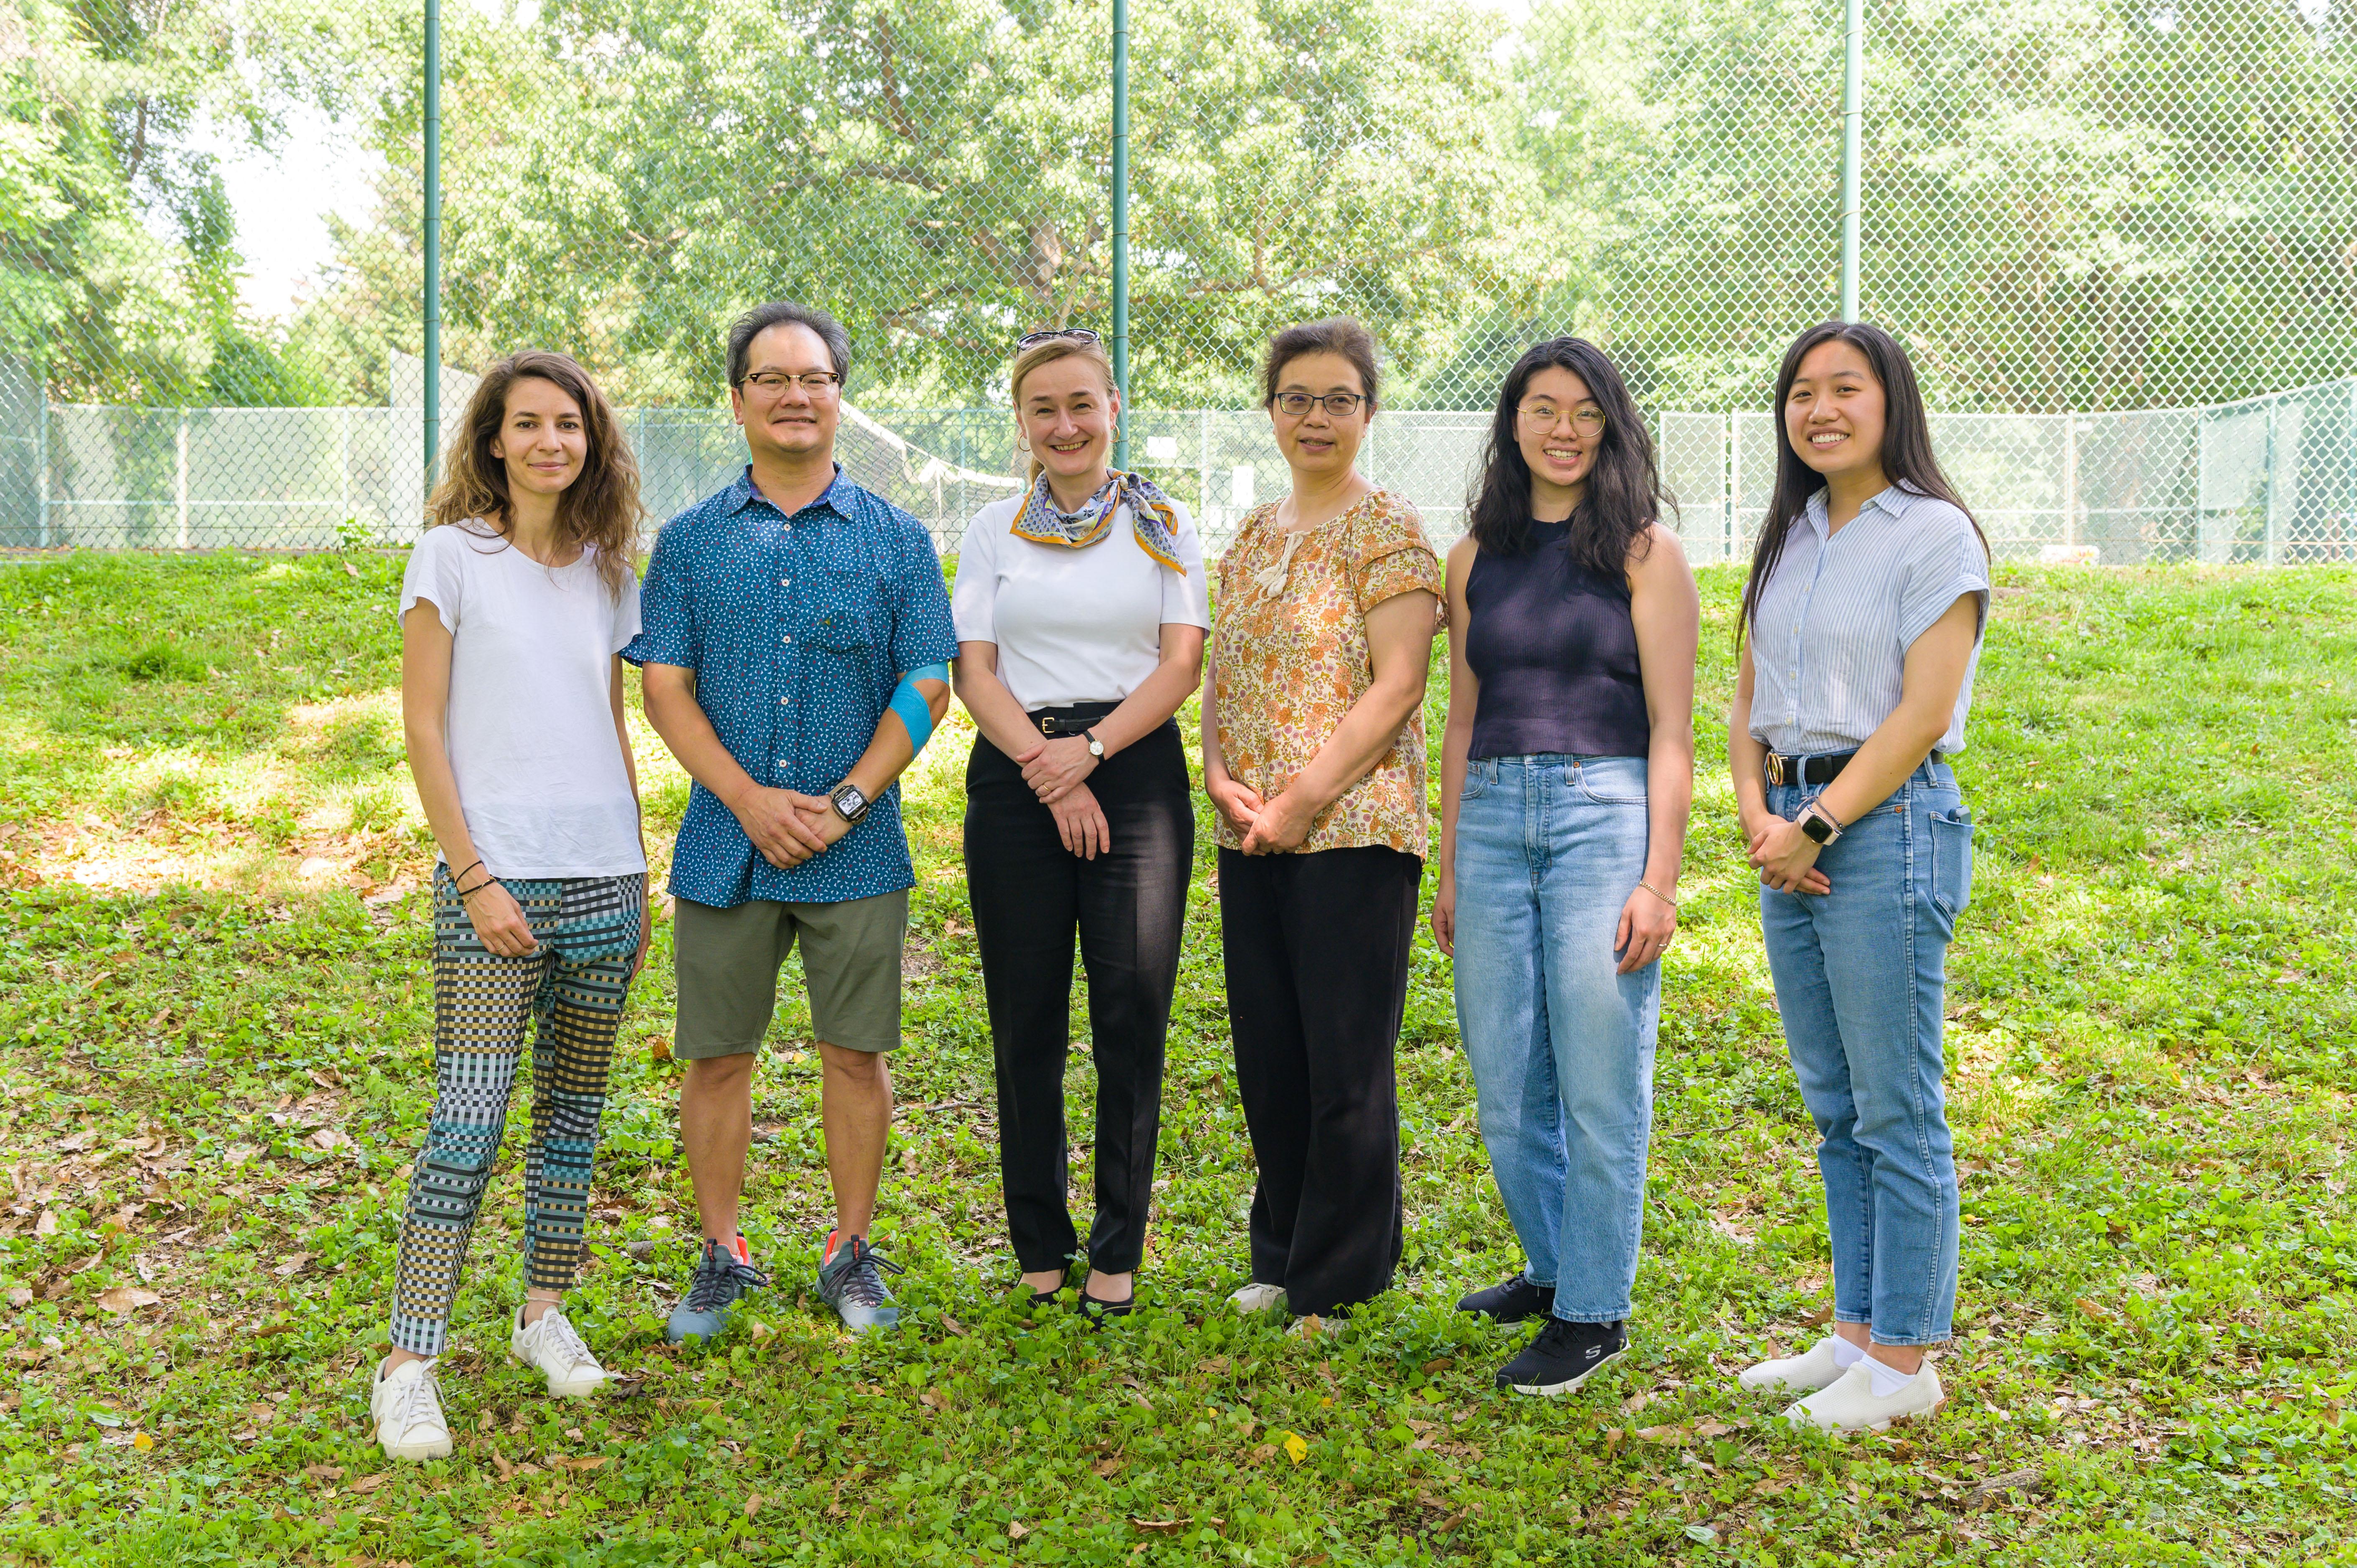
[399,521,647,878]
[951,492,1212,710]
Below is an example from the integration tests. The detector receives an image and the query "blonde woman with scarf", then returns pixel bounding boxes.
[951,329,1209,1320]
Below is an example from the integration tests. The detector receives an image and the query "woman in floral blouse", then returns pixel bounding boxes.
[1201,317,1444,1326]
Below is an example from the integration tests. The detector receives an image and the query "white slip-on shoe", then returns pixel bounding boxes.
[1228,1282,1286,1315]
[1738,1335,1852,1394]
[371,1356,453,1461]
[1782,1361,1945,1433]
[510,1305,610,1398]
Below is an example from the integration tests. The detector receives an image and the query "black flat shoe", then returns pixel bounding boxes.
[1076,1288,1135,1323]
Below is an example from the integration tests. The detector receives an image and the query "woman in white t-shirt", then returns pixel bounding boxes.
[373,350,649,1463]
[951,329,1210,1320]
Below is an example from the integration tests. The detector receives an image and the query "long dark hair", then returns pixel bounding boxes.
[1738,322,1985,638]
[1464,337,1667,579]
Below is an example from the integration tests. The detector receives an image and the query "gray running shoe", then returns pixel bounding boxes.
[665,1236,767,1345]
[815,1233,905,1333]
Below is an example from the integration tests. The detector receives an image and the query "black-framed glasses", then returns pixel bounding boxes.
[1273,391,1368,418]
[1518,401,1607,435]
[1017,327,1102,351]
[739,370,842,395]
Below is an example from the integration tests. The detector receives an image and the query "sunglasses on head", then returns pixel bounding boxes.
[1017,327,1102,351]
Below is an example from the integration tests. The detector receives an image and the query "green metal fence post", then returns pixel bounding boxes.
[1111,0,1131,470]
[1838,0,1864,322]
[423,0,444,496]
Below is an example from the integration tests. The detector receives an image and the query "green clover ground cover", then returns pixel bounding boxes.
[0,552,2353,1567]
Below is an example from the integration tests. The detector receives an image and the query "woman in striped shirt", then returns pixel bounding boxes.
[1727,322,1990,1434]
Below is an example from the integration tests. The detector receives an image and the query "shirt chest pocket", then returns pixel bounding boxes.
[803,533,885,653]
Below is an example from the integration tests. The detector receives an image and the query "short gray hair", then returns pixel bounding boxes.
[727,300,852,387]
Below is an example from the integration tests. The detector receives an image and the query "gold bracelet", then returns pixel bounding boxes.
[1637,880,1678,912]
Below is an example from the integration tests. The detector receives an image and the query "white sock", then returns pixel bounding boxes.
[1828,1336,1866,1370]
[1863,1350,1916,1398]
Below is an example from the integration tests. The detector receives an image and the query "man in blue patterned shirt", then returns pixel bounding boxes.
[624,300,956,1340]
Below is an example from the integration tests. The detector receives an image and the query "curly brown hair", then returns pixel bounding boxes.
[426,350,642,596]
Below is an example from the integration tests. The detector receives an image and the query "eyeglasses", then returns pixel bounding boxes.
[1518,402,1607,435]
[1017,327,1101,351]
[1273,391,1368,418]
[739,370,842,396]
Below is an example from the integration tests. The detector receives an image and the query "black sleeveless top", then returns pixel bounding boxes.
[1465,520,1651,760]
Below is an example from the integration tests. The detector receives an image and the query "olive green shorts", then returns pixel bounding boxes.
[671,889,908,1058]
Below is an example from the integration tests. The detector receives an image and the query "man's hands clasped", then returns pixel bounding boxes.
[730,784,853,869]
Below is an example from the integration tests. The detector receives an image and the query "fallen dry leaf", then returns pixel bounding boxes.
[7,1288,29,1308]
[941,1315,968,1337]
[2074,1296,2116,1325]
[1007,1521,1030,1540]
[303,1463,345,1481]
[96,1286,162,1314]
[1802,1302,1835,1328]
[349,1473,390,1494]
[273,1254,313,1277]
[1693,1419,1736,1439]
[1421,1356,1454,1375]
[1131,1517,1188,1534]
[1634,1423,1691,1444]
[744,1491,762,1519]
[557,1455,611,1471]
[492,1453,516,1481]
[34,1212,56,1237]
[1282,1431,1309,1464]
[308,1128,353,1152]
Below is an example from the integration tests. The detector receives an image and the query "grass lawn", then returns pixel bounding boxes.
[0,551,2353,1566]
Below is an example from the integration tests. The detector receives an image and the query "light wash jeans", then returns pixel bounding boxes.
[1450,754,1658,1324]
[1761,758,1972,1346]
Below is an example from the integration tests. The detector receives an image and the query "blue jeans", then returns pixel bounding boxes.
[1761,758,1972,1346]
[1450,755,1659,1323]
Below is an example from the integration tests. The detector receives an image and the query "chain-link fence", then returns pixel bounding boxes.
[6,0,2354,559]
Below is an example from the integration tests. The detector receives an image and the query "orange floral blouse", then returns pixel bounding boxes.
[1211,490,1445,857]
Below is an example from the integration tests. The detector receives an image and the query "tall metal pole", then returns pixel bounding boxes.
[423,0,444,494]
[1838,0,1864,322]
[1110,0,1131,470]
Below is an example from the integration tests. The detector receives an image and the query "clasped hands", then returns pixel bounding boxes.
[1204,772,1317,856]
[1008,733,1110,860]
[731,785,853,869]
[1745,810,1833,896]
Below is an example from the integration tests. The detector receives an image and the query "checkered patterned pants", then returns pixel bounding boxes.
[387,868,644,1356]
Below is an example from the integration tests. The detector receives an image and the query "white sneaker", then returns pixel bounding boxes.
[371,1356,452,1461]
[1782,1361,1945,1433]
[1228,1282,1286,1315]
[1738,1335,1852,1394]
[510,1305,610,1398]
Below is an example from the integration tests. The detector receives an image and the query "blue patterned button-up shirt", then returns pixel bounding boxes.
[623,465,957,909]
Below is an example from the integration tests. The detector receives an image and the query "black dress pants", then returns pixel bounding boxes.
[1218,843,1421,1317]
[964,711,1193,1276]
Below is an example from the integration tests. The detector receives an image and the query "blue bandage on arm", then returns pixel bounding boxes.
[890,662,950,754]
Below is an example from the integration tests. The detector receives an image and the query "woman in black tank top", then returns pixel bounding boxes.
[1432,338,1700,1397]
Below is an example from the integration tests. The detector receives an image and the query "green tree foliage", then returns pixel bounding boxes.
[1518,0,2357,411]
[0,0,334,404]
[301,0,1550,409]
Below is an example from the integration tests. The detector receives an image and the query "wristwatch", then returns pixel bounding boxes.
[1082,729,1105,759]
[1799,802,1844,846]
[828,782,870,825]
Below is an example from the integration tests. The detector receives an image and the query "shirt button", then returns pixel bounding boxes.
[779,695,790,706]
[779,577,790,587]
[782,634,792,645]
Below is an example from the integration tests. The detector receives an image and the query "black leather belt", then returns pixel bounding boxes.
[1765,749,1943,787]
[1030,703,1117,738]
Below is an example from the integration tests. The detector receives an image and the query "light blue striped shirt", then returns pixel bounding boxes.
[1748,485,1990,757]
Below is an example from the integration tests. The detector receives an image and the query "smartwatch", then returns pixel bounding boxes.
[1082,729,1105,759]
[829,782,871,825]
[1799,802,1844,846]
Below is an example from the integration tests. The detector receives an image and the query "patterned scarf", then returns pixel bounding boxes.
[1009,470,1187,575]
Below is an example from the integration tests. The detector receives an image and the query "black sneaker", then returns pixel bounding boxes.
[1496,1318,1626,1396]
[1458,1272,1557,1324]
[814,1232,905,1333]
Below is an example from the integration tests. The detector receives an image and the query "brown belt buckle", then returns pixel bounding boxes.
[1765,753,1788,786]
